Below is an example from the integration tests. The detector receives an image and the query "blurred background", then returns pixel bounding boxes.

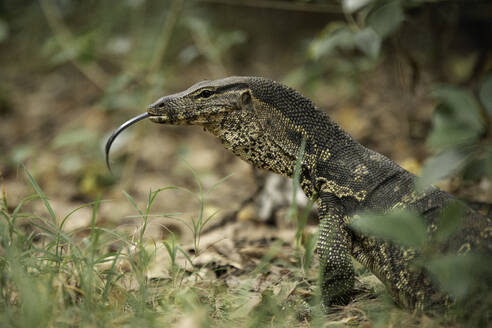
[0,0,491,237]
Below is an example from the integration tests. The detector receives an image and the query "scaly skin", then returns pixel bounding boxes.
[110,76,492,313]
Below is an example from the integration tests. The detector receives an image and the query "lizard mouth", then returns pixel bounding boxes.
[148,115,170,123]
[149,112,225,125]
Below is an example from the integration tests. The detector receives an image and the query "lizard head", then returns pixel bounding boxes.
[147,76,252,125]
[147,76,304,177]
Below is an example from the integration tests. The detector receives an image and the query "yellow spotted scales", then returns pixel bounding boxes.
[107,76,492,314]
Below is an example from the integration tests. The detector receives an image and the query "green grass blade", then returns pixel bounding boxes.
[59,199,110,231]
[23,165,57,224]
[102,244,124,304]
[12,194,40,222]
[148,186,180,208]
[303,230,318,272]
[176,245,194,268]
[181,158,203,196]
[204,173,232,197]
[90,196,101,239]
[1,209,10,223]
[122,190,144,217]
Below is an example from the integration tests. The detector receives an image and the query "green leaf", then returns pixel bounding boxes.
[461,148,492,180]
[0,18,9,43]
[366,0,405,38]
[427,86,484,149]
[308,23,356,60]
[435,200,465,243]
[427,107,479,149]
[479,74,492,119]
[351,209,426,248]
[433,86,483,130]
[426,253,490,301]
[354,27,381,59]
[416,149,468,190]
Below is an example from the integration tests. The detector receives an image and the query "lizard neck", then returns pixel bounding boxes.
[226,77,414,210]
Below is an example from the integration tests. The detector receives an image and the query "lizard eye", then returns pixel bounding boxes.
[197,90,214,98]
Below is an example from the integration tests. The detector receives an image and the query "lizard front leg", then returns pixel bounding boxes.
[317,192,355,310]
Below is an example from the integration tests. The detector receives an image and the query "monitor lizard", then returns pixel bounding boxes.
[105,76,492,313]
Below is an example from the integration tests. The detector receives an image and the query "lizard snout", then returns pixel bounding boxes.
[147,96,168,116]
[147,96,172,123]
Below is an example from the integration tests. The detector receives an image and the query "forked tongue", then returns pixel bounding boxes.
[105,112,150,172]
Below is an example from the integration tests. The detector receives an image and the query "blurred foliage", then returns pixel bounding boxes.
[352,209,427,248]
[182,17,246,75]
[309,1,403,60]
[297,0,492,187]
[479,74,492,117]
[353,204,492,325]
[0,18,9,43]
[419,82,491,187]
[427,87,484,150]
[290,0,406,89]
